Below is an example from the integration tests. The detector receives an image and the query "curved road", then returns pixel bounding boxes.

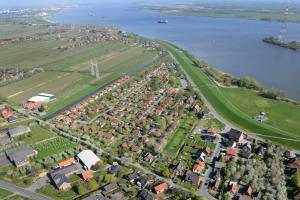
[0,180,52,200]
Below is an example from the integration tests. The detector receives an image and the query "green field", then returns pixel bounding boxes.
[0,25,157,114]
[32,137,76,159]
[164,116,196,155]
[141,5,300,23]
[37,184,78,200]
[20,125,56,144]
[0,188,13,199]
[162,42,300,150]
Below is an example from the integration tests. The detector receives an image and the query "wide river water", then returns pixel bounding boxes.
[50,2,300,100]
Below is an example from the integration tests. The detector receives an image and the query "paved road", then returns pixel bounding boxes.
[0,180,52,200]
[27,176,49,192]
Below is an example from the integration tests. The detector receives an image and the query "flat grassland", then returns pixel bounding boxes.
[163,42,300,150]
[0,24,157,114]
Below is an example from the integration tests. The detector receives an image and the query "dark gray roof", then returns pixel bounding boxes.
[109,165,121,175]
[126,172,139,181]
[102,182,119,193]
[137,176,149,188]
[51,164,79,176]
[0,132,10,145]
[226,129,243,142]
[215,162,226,169]
[49,173,68,189]
[5,144,35,165]
[185,170,201,185]
[139,190,156,200]
[7,126,30,138]
[239,151,251,159]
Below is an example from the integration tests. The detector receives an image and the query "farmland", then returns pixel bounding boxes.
[0,23,158,115]
[162,41,300,150]
[32,137,77,159]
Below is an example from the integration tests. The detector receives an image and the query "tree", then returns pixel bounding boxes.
[88,179,99,191]
[76,184,85,195]
[292,171,300,188]
[103,174,114,183]
[162,167,170,177]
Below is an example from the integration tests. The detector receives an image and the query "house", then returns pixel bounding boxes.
[7,126,31,138]
[109,164,121,175]
[7,115,18,123]
[192,161,205,174]
[49,173,71,190]
[58,158,76,168]
[5,144,36,167]
[203,146,211,155]
[226,148,238,156]
[77,150,100,170]
[137,176,149,188]
[0,131,10,145]
[173,161,185,176]
[245,186,253,196]
[195,151,206,161]
[214,162,226,169]
[82,170,93,181]
[223,140,236,148]
[225,129,244,143]
[228,181,238,194]
[139,190,157,200]
[286,150,296,159]
[287,159,300,169]
[126,172,139,182]
[185,171,202,186]
[51,164,80,177]
[255,146,264,157]
[102,182,119,195]
[153,182,168,194]
[240,151,251,159]
[207,127,219,135]
[143,152,154,163]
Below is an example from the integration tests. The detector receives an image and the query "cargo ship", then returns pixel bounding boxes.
[158,19,168,24]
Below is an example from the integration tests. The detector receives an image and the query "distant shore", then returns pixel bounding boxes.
[263,37,300,51]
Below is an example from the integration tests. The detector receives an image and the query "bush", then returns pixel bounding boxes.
[88,179,99,191]
[76,184,85,195]
[235,76,263,91]
[260,88,287,100]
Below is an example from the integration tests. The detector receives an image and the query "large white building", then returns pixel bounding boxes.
[77,150,100,170]
[28,93,55,103]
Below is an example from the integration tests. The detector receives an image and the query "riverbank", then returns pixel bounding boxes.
[263,37,300,51]
[161,41,300,150]
[136,5,300,23]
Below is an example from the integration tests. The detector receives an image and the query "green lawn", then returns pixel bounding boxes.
[32,137,76,159]
[196,119,225,130]
[0,188,12,199]
[162,41,300,150]
[37,184,78,200]
[164,116,196,155]
[19,125,56,145]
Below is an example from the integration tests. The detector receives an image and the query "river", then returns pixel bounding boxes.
[50,1,300,100]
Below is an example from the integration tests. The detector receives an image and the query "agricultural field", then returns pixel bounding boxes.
[18,125,57,144]
[32,137,77,159]
[162,41,300,150]
[0,23,158,115]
